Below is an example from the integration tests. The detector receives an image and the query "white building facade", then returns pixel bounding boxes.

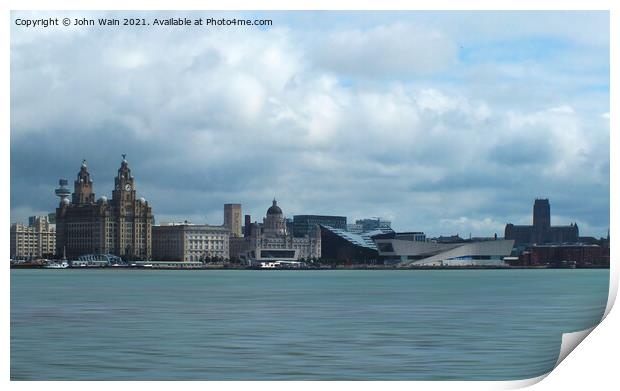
[374,236,515,267]
[152,223,230,262]
[10,216,56,259]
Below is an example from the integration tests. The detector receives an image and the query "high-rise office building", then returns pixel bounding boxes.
[293,215,347,237]
[224,203,242,237]
[10,216,56,259]
[244,214,251,237]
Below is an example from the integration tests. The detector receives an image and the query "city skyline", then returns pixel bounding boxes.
[10,11,610,238]
[14,155,607,241]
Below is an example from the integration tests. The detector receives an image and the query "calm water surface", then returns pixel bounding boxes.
[11,269,608,380]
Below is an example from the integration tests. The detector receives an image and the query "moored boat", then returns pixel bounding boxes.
[43,260,69,269]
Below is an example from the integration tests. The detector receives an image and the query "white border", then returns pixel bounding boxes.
[1,0,616,11]
[3,1,617,390]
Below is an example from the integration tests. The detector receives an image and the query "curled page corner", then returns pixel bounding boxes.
[554,325,597,369]
[497,373,549,390]
[603,273,617,319]
[503,326,599,390]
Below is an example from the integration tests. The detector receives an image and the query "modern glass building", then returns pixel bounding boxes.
[321,225,513,267]
[319,225,391,264]
[293,215,347,237]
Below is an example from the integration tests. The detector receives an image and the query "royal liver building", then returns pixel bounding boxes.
[55,156,153,260]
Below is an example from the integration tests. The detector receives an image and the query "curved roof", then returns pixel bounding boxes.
[267,199,282,215]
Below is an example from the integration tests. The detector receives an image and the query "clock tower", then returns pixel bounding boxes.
[111,154,152,260]
[56,156,153,261]
[112,154,136,208]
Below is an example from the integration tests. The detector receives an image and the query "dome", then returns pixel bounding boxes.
[139,197,146,204]
[98,196,108,203]
[62,198,70,205]
[267,199,282,215]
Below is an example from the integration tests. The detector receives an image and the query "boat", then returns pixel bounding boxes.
[44,260,69,269]
[44,247,70,269]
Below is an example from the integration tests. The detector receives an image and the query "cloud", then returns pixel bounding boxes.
[10,11,610,238]
[314,23,458,77]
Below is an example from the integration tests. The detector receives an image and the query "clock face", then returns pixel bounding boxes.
[125,184,132,191]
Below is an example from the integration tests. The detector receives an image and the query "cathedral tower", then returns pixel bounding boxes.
[533,199,551,230]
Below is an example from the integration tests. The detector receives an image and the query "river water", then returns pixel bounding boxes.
[10,269,608,380]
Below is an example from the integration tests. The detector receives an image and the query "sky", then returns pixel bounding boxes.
[10,11,610,238]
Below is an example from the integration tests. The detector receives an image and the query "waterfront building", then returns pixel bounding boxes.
[358,218,392,231]
[347,218,392,234]
[319,225,384,264]
[55,156,153,260]
[152,223,230,262]
[244,214,251,237]
[286,218,294,237]
[293,215,347,237]
[224,204,242,237]
[521,243,609,267]
[390,232,427,242]
[229,199,321,264]
[505,199,579,245]
[10,216,56,259]
[431,234,466,243]
[374,234,514,267]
